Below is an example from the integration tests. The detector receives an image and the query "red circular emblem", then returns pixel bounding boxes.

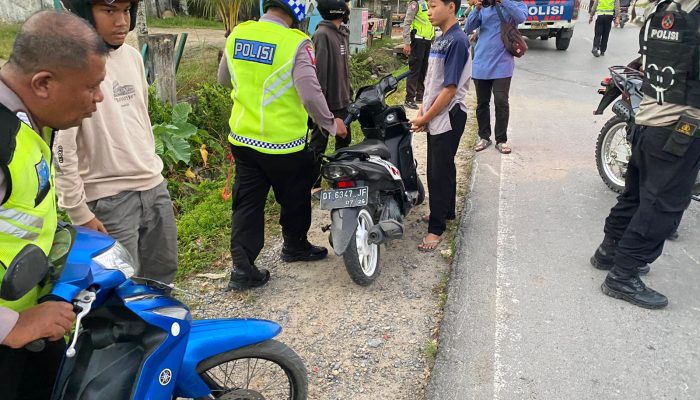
[661,13,675,29]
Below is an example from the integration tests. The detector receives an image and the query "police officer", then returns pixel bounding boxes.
[0,11,107,399]
[403,0,436,109]
[218,0,348,291]
[589,0,621,56]
[590,0,700,309]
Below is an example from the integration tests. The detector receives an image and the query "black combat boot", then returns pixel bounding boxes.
[591,236,650,275]
[601,269,668,309]
[227,264,270,291]
[281,236,328,263]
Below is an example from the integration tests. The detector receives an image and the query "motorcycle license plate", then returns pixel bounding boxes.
[530,22,548,30]
[319,187,369,210]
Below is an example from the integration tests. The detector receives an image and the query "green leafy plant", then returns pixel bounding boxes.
[153,103,204,169]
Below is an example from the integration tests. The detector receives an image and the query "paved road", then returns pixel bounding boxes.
[428,18,700,400]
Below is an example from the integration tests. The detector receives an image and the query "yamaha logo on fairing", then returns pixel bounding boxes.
[159,369,172,386]
[650,28,681,42]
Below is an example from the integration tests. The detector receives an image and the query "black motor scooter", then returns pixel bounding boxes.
[319,72,425,286]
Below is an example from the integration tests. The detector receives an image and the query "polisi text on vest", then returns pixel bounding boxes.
[650,28,681,42]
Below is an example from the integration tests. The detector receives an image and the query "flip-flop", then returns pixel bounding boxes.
[495,143,512,154]
[418,236,442,252]
[474,139,492,152]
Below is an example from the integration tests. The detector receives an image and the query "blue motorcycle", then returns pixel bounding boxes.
[1,223,307,399]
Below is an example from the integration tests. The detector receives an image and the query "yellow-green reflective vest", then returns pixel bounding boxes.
[597,0,615,15]
[0,105,57,313]
[411,1,435,40]
[225,20,310,154]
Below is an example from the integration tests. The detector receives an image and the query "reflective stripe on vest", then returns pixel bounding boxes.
[225,21,310,154]
[0,108,56,313]
[411,1,435,40]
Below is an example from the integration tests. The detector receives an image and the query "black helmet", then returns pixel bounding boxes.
[62,0,140,32]
[316,0,350,23]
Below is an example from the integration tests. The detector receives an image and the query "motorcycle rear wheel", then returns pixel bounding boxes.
[343,207,381,286]
[596,116,630,194]
[195,339,308,400]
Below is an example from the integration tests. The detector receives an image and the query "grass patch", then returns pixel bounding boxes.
[425,339,439,362]
[174,179,232,279]
[147,16,224,29]
[0,23,19,60]
[176,45,221,96]
[173,178,281,280]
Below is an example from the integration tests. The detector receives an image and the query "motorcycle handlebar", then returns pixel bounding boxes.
[395,70,411,82]
[24,296,76,353]
[344,114,354,127]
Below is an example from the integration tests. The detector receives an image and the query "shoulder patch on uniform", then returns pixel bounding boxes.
[305,44,316,65]
[233,39,277,65]
[0,104,20,167]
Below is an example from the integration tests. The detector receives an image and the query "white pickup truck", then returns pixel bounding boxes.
[518,0,582,50]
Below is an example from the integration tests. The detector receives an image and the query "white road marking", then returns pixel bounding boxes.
[493,130,519,399]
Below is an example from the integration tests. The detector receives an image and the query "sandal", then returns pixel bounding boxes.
[474,139,492,152]
[418,235,442,252]
[495,143,512,154]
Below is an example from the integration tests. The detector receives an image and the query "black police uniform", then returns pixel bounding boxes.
[592,0,700,309]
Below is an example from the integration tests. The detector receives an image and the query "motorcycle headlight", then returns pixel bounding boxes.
[93,242,136,279]
[322,165,359,180]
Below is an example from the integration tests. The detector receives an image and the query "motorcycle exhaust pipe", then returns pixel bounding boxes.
[368,220,404,245]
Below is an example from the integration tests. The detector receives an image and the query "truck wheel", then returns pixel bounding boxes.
[555,36,571,50]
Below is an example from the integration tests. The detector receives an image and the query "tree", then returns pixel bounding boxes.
[191,0,258,34]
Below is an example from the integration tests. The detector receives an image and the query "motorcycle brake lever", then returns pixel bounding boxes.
[66,290,96,358]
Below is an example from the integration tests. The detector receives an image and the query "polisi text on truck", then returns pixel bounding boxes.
[529,5,565,16]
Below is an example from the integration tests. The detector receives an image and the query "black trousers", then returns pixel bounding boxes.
[593,14,614,53]
[427,105,467,236]
[603,125,700,276]
[406,38,431,103]
[230,144,316,270]
[0,339,65,400]
[474,77,512,144]
[309,109,352,188]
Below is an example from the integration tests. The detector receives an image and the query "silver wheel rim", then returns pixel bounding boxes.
[602,121,631,189]
[355,209,378,277]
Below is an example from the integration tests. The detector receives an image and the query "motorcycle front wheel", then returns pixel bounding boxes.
[343,207,381,286]
[596,115,630,194]
[195,339,308,400]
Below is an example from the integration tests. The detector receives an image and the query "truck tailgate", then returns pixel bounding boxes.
[522,0,574,21]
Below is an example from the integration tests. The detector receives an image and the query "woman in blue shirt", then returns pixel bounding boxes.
[466,0,527,154]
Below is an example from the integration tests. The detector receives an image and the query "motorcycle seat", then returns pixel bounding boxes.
[333,139,391,160]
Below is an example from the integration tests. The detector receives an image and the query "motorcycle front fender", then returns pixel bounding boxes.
[173,319,281,398]
[330,207,361,256]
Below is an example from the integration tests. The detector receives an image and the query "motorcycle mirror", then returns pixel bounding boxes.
[1,244,49,301]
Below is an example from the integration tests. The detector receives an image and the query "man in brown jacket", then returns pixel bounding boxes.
[309,0,353,192]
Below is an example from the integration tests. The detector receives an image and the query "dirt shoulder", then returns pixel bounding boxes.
[126,26,226,51]
[178,102,477,399]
